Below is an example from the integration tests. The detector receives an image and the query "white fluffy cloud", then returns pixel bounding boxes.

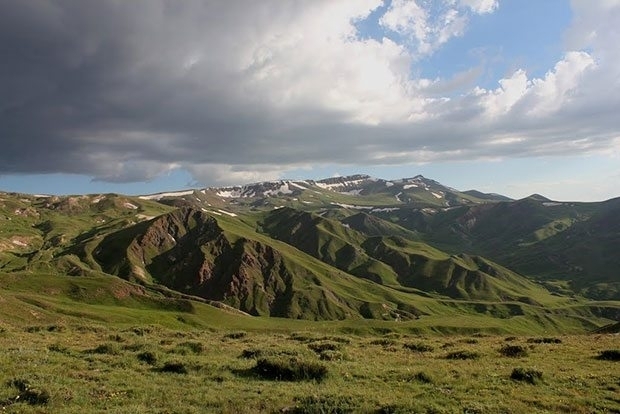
[458,0,498,14]
[475,51,596,118]
[380,0,469,56]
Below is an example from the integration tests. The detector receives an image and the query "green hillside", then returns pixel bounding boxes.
[1,177,619,331]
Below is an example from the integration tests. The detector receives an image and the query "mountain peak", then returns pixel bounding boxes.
[525,193,552,202]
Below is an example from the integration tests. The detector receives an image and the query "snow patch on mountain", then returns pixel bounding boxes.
[263,183,292,197]
[217,209,237,217]
[140,190,195,200]
[330,202,373,210]
[288,181,308,190]
[341,189,363,196]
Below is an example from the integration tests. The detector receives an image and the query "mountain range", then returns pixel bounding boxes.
[1,174,618,328]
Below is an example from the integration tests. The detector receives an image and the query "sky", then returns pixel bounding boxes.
[0,0,619,201]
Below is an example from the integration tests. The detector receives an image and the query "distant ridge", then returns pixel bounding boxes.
[525,193,552,202]
[1,173,619,326]
[463,189,512,202]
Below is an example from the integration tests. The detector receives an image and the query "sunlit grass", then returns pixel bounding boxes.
[0,323,617,413]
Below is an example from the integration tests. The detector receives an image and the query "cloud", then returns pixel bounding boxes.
[380,0,469,56]
[0,0,618,186]
[459,0,498,14]
[474,51,596,118]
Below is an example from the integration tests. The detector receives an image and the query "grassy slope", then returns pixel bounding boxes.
[0,319,618,413]
[1,191,618,331]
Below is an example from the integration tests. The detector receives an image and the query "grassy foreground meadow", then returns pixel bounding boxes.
[0,321,618,413]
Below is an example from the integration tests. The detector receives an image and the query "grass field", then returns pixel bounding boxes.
[0,321,618,413]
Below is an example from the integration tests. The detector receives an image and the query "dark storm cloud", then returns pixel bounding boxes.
[0,1,618,185]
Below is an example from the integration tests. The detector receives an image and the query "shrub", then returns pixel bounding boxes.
[320,336,351,344]
[504,336,517,342]
[370,338,396,347]
[289,332,318,342]
[308,341,342,354]
[137,351,158,365]
[88,343,121,355]
[108,334,126,342]
[291,395,358,413]
[408,371,433,384]
[7,379,50,405]
[597,350,620,361]
[130,327,152,336]
[25,326,43,333]
[403,342,434,353]
[158,362,188,374]
[241,348,264,359]
[223,331,247,340]
[176,341,204,354]
[319,350,344,361]
[240,348,300,359]
[445,350,479,360]
[499,345,528,358]
[48,343,70,354]
[378,403,418,414]
[122,343,145,352]
[510,368,543,384]
[527,337,562,344]
[252,357,328,382]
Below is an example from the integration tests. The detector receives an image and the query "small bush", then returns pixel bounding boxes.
[122,343,145,352]
[445,350,479,360]
[46,324,65,332]
[176,341,204,354]
[527,337,562,344]
[7,379,50,405]
[597,350,620,361]
[378,403,418,414]
[291,395,358,413]
[88,343,121,355]
[241,348,263,359]
[504,336,517,342]
[510,368,543,384]
[252,357,328,382]
[158,362,188,374]
[308,341,342,354]
[108,334,126,342]
[319,350,344,361]
[130,327,152,336]
[223,331,247,340]
[25,326,43,333]
[240,348,299,359]
[407,371,433,384]
[289,332,318,342]
[499,345,528,358]
[137,351,158,365]
[403,342,434,353]
[320,336,351,344]
[370,338,396,347]
[48,343,70,354]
